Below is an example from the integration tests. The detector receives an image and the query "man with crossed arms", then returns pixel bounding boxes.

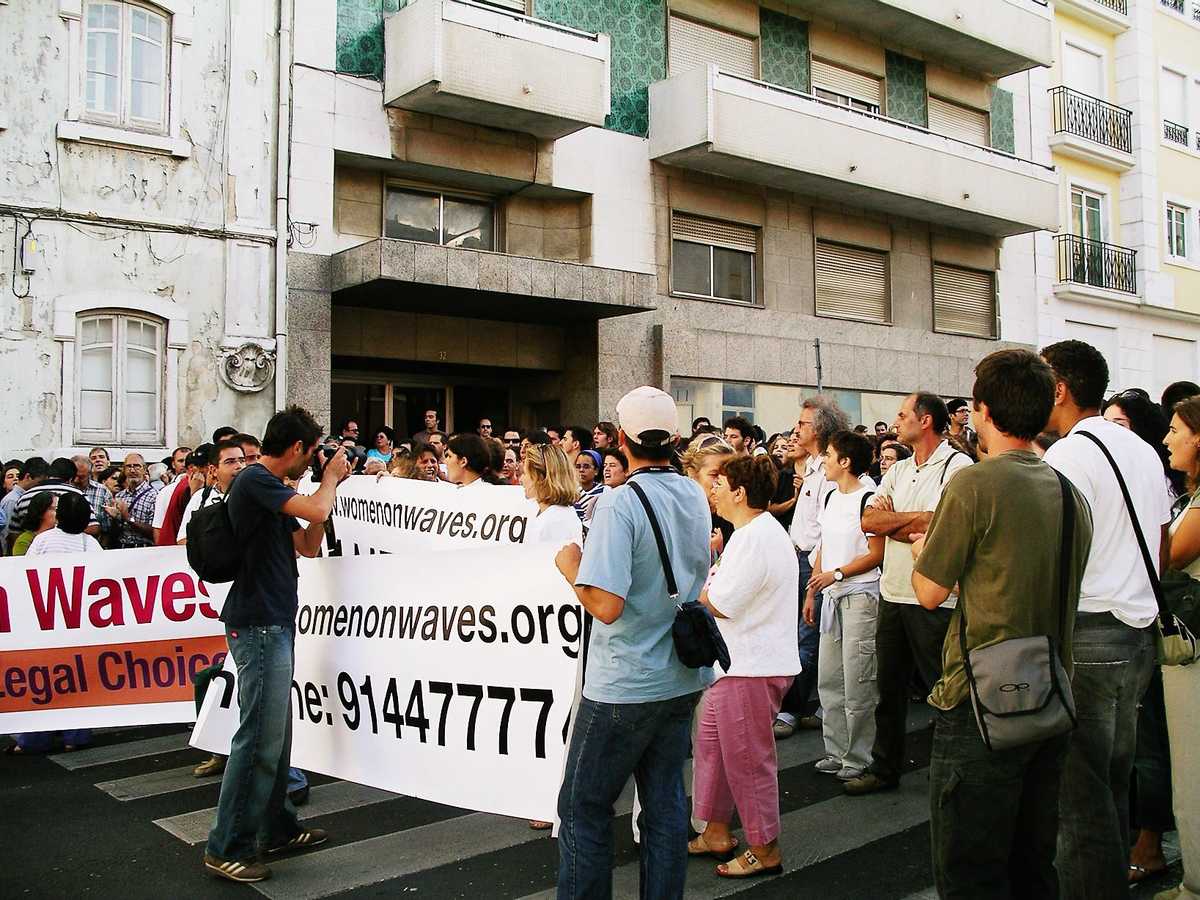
[843,392,972,796]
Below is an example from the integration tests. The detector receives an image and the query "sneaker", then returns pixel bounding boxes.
[772,719,796,740]
[836,766,865,782]
[193,754,225,778]
[843,772,899,796]
[814,757,842,774]
[204,854,271,883]
[265,828,328,856]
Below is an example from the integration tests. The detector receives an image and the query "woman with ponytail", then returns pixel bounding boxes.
[444,433,503,487]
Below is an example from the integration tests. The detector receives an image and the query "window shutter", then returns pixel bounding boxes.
[810,59,882,107]
[668,15,757,79]
[479,0,528,12]
[928,96,990,146]
[815,242,890,323]
[933,264,996,337]
[672,212,757,253]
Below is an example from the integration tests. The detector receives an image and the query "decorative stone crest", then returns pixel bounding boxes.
[219,341,276,393]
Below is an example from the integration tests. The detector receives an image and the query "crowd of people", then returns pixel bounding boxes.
[3,339,1199,900]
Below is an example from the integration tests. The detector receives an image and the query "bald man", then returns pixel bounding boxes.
[108,453,157,548]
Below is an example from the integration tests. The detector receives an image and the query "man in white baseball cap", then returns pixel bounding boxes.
[553,385,712,898]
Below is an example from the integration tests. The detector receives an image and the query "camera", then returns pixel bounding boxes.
[310,443,340,481]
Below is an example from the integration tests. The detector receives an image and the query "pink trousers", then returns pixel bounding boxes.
[692,674,794,846]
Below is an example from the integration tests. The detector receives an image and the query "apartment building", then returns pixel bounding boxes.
[1041,0,1200,394]
[289,0,1059,439]
[0,0,283,456]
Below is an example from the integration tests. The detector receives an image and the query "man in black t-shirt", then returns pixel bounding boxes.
[204,406,349,884]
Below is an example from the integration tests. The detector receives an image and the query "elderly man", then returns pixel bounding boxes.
[110,454,157,548]
[73,454,112,545]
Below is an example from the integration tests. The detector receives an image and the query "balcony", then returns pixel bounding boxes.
[1048,87,1134,170]
[383,0,610,140]
[1053,0,1129,33]
[767,0,1051,76]
[1164,119,1191,147]
[649,66,1059,238]
[1053,234,1138,305]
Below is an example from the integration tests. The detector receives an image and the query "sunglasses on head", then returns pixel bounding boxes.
[697,434,733,451]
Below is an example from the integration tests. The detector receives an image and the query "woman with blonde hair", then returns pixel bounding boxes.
[682,432,737,560]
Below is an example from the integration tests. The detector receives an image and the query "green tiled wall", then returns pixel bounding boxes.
[885,51,926,127]
[760,9,809,93]
[336,0,403,79]
[990,87,1015,153]
[533,0,666,136]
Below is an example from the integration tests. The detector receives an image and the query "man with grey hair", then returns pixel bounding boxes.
[775,395,853,739]
[109,453,157,548]
[72,454,111,544]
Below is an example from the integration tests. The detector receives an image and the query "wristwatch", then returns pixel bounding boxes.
[833,568,845,582]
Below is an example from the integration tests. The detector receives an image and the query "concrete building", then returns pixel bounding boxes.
[1040,0,1200,395]
[289,0,1060,441]
[0,0,284,456]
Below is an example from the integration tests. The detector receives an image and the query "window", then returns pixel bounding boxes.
[928,96,990,146]
[667,14,758,79]
[1160,68,1188,146]
[721,383,755,425]
[1063,42,1104,98]
[811,59,882,114]
[477,0,528,12]
[77,313,164,445]
[384,186,494,250]
[670,212,757,304]
[815,241,890,324]
[84,1,169,132]
[1166,204,1188,259]
[1071,188,1105,242]
[933,264,996,338]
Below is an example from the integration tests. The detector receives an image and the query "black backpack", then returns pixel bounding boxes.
[185,489,242,583]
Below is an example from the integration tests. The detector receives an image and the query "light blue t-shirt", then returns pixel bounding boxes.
[576,470,714,703]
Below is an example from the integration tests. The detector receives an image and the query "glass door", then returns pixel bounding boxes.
[1070,188,1105,286]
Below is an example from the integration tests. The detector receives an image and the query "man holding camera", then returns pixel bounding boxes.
[204,406,349,884]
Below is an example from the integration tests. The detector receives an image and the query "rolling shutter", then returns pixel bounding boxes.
[811,58,883,107]
[815,241,890,323]
[668,14,758,79]
[928,96,990,146]
[672,212,757,253]
[478,0,528,12]
[933,263,996,337]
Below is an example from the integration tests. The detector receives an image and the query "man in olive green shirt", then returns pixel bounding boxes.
[910,349,1093,900]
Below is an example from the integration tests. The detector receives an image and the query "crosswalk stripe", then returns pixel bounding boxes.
[250,812,541,899]
[154,780,399,845]
[49,733,191,770]
[95,764,211,801]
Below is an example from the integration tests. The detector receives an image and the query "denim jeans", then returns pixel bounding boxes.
[1056,612,1155,900]
[1131,666,1173,833]
[557,691,701,900]
[930,703,1070,900]
[779,551,821,722]
[206,625,301,862]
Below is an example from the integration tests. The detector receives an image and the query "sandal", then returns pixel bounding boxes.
[716,850,783,879]
[528,820,552,830]
[688,835,739,861]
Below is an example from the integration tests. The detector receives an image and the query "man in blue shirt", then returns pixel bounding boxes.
[554,386,712,899]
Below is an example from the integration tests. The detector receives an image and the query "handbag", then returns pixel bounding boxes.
[1077,432,1199,666]
[627,478,731,672]
[959,468,1079,751]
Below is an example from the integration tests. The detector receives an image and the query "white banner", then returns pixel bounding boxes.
[0,547,228,731]
[192,544,581,821]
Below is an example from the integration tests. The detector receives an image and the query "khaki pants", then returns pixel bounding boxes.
[1164,662,1200,899]
[817,590,879,772]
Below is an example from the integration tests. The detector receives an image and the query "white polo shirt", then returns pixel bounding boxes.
[876,439,973,606]
[788,454,828,553]
[1044,416,1171,628]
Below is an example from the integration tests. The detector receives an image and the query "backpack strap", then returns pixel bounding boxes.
[628,480,679,600]
[940,451,968,485]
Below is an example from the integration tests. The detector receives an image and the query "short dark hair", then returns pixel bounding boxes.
[261,406,324,457]
[22,491,57,531]
[624,433,673,462]
[827,430,874,477]
[719,455,779,510]
[49,457,77,483]
[974,349,1056,440]
[853,424,868,435]
[566,426,593,450]
[1162,380,1200,414]
[428,429,447,442]
[594,421,618,443]
[211,426,238,443]
[1041,340,1108,410]
[234,433,261,449]
[210,440,243,465]
[946,398,969,414]
[20,457,49,481]
[912,392,950,434]
[723,416,754,439]
[599,446,628,471]
[55,492,91,535]
[691,416,711,430]
[187,443,214,469]
[411,441,436,459]
[526,430,552,446]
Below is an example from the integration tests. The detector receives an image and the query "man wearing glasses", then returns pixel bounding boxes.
[502,429,522,451]
[110,453,157,548]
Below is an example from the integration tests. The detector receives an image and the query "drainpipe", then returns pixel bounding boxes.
[273,0,293,411]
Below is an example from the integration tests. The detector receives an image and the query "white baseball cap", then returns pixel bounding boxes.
[616,386,678,447]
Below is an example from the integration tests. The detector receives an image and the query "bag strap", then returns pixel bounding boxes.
[860,491,875,519]
[1075,431,1176,634]
[200,485,213,507]
[941,451,968,485]
[628,480,679,600]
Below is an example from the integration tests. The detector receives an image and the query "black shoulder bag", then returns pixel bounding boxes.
[627,476,731,672]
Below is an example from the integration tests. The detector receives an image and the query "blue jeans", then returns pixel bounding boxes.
[206,625,301,862]
[1057,613,1155,900]
[557,691,701,900]
[779,550,820,721]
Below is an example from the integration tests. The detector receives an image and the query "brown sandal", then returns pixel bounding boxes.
[716,850,783,879]
[528,820,552,830]
[688,835,738,861]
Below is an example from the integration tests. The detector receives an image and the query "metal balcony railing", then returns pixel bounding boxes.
[1164,119,1190,145]
[1049,86,1132,153]
[1055,234,1137,295]
[1161,0,1184,12]
[1100,0,1129,12]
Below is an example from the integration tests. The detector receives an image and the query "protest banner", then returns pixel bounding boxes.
[191,542,581,821]
[0,547,228,731]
